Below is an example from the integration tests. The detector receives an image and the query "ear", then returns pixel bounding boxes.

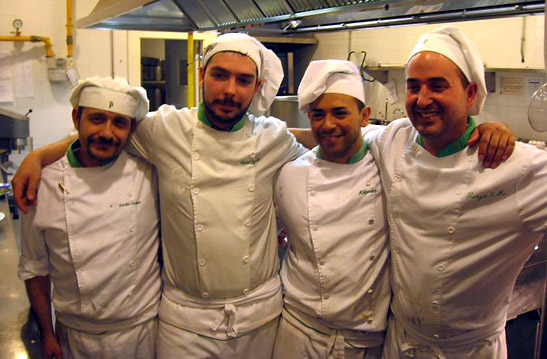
[71,108,80,129]
[199,65,205,89]
[360,106,371,127]
[465,82,478,110]
[253,78,263,96]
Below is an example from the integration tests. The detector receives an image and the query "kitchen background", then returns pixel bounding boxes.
[0,0,545,165]
[0,1,545,358]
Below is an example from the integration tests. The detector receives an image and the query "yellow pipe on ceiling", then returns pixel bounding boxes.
[67,0,74,58]
[0,36,53,57]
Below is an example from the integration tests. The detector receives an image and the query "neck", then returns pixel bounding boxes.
[322,137,364,164]
[204,106,243,132]
[422,120,468,156]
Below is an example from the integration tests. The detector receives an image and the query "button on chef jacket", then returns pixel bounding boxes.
[366,118,547,343]
[128,104,306,300]
[274,139,390,332]
[18,145,161,332]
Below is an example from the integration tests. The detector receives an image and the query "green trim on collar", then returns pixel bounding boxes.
[66,140,84,168]
[197,102,248,132]
[315,140,368,164]
[66,139,118,168]
[417,117,477,157]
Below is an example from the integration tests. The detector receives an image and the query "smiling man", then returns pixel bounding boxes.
[273,60,389,359]
[18,77,161,359]
[363,26,547,359]
[13,33,307,359]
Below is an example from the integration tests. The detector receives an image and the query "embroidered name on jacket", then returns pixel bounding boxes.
[467,190,506,202]
[119,201,142,207]
[359,188,377,196]
[241,158,261,165]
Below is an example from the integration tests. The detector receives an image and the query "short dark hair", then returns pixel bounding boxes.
[77,106,84,120]
[457,67,470,89]
[354,98,365,112]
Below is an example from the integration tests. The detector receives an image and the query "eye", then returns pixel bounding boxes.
[210,72,226,80]
[238,77,254,86]
[431,83,448,92]
[406,83,420,93]
[114,118,131,129]
[89,116,105,124]
[333,110,349,119]
[309,111,325,121]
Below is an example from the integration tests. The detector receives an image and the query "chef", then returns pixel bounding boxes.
[13,33,307,358]
[273,60,389,359]
[363,26,547,358]
[18,76,161,359]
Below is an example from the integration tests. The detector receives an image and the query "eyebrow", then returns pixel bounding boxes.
[406,77,449,83]
[209,66,256,79]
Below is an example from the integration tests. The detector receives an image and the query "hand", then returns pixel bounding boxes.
[42,332,63,359]
[11,152,43,214]
[468,121,515,169]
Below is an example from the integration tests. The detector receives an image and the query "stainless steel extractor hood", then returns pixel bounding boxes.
[77,0,545,34]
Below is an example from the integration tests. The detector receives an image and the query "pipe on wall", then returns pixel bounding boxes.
[0,36,53,57]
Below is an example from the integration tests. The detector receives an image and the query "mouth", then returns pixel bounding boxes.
[215,100,240,113]
[414,109,442,123]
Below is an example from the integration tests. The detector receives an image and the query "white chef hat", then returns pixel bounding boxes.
[407,25,487,115]
[298,60,365,113]
[202,33,283,116]
[70,76,149,120]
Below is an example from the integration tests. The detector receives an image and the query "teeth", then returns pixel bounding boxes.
[420,112,438,118]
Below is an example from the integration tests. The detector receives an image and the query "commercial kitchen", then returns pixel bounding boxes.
[0,0,546,358]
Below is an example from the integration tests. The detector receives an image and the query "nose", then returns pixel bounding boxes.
[224,77,237,95]
[98,121,116,139]
[416,86,433,108]
[321,114,337,132]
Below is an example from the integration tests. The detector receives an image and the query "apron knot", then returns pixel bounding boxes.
[209,303,238,337]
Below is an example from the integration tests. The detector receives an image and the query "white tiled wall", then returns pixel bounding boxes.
[312,15,547,141]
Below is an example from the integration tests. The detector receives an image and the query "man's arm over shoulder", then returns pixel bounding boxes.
[127,105,195,164]
[12,134,76,213]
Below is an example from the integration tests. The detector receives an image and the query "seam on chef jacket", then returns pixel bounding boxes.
[18,151,161,331]
[367,118,547,350]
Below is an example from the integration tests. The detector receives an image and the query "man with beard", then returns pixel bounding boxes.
[18,76,161,359]
[14,33,307,358]
[363,26,547,358]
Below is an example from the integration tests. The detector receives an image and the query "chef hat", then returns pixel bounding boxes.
[70,76,149,120]
[298,60,365,112]
[407,25,487,115]
[202,33,283,116]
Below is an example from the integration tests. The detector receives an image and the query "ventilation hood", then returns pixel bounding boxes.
[77,0,545,34]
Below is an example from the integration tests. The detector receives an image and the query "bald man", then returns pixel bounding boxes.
[364,26,547,359]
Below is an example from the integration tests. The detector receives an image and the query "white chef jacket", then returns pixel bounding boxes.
[127,104,306,338]
[18,150,161,333]
[366,118,547,348]
[274,145,390,336]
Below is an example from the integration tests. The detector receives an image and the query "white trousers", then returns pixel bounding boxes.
[156,316,279,359]
[273,314,383,359]
[56,317,157,359]
[382,315,507,359]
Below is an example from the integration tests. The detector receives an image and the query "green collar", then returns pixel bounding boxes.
[315,140,368,164]
[66,139,117,168]
[417,117,476,157]
[197,102,248,132]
